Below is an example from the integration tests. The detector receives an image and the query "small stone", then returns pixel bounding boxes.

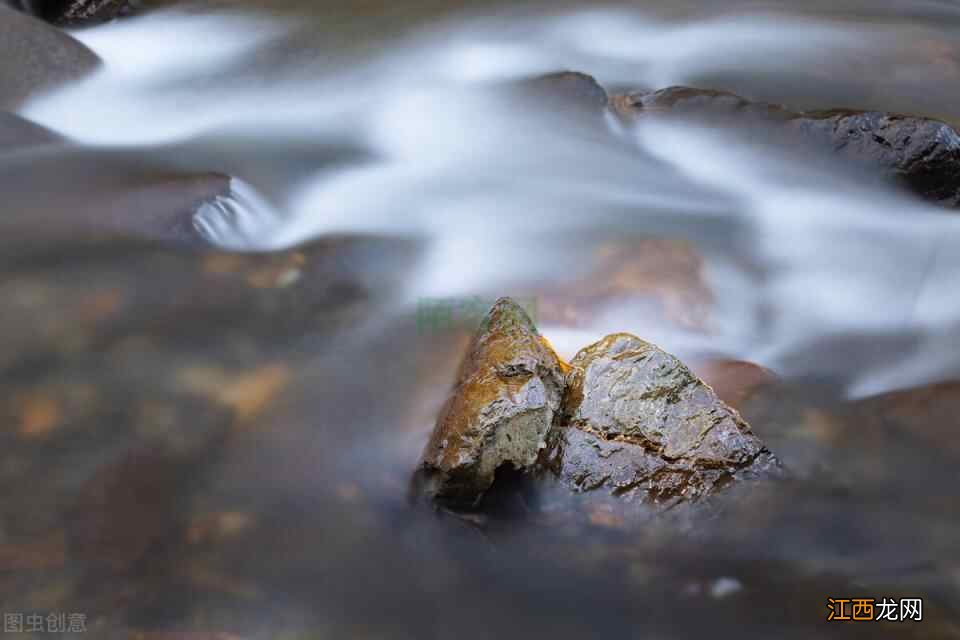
[416,298,566,506]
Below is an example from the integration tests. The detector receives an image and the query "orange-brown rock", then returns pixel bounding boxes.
[416,298,566,506]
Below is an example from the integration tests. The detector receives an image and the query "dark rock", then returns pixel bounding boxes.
[0,5,100,109]
[8,0,131,26]
[417,298,566,506]
[791,110,960,207]
[0,111,63,150]
[613,85,960,207]
[554,333,776,503]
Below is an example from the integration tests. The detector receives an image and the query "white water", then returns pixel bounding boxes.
[21,4,960,398]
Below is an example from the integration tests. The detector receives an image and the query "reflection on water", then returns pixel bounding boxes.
[5,1,960,638]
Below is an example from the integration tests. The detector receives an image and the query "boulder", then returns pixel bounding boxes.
[416,298,566,506]
[613,85,960,207]
[0,5,100,109]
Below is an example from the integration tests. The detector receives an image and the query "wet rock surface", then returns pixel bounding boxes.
[612,84,960,207]
[0,148,232,257]
[0,5,100,108]
[554,334,777,503]
[417,298,566,506]
[417,300,777,509]
[7,0,132,26]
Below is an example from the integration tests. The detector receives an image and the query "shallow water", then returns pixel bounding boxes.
[4,1,960,638]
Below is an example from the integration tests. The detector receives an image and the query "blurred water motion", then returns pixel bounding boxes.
[5,1,960,638]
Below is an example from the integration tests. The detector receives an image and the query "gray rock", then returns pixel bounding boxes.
[417,298,566,506]
[0,6,100,109]
[553,333,776,503]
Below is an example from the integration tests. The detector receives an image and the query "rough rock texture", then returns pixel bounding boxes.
[0,5,100,109]
[416,300,777,508]
[613,85,960,207]
[553,334,776,502]
[417,298,566,506]
[7,0,131,26]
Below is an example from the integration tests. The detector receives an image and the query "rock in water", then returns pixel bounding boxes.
[415,299,777,510]
[8,0,130,26]
[0,5,100,109]
[613,85,960,208]
[417,298,566,506]
[555,334,776,503]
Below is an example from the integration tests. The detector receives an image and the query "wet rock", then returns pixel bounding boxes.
[0,6,100,109]
[555,334,777,502]
[0,148,232,258]
[416,300,777,509]
[0,112,63,150]
[513,71,609,114]
[417,298,566,506]
[613,85,960,207]
[8,0,132,26]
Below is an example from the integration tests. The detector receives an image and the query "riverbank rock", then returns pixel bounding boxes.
[553,334,777,503]
[415,299,778,509]
[416,298,566,506]
[7,0,131,26]
[612,85,960,207]
[0,6,100,108]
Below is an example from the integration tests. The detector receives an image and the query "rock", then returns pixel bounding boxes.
[416,298,566,506]
[0,111,62,150]
[554,334,776,502]
[613,85,960,207]
[8,0,131,26]
[0,6,100,109]
[512,71,609,114]
[0,148,232,257]
[415,299,777,509]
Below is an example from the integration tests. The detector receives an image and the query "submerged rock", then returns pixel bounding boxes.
[613,85,960,207]
[417,298,566,506]
[8,0,131,26]
[0,5,100,108]
[554,334,776,503]
[416,299,777,509]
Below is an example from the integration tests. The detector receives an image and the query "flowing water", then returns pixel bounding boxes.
[6,1,960,638]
